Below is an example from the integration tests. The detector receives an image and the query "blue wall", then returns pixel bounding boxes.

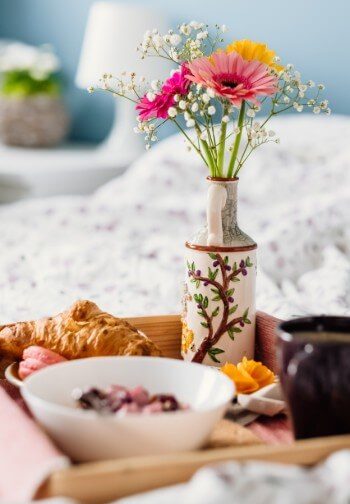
[0,0,348,142]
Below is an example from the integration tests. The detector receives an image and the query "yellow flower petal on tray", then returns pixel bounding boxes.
[221,358,275,394]
[237,357,275,389]
[221,362,259,394]
[226,39,284,72]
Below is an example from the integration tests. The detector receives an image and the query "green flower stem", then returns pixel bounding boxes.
[217,105,228,176]
[227,101,245,178]
[200,138,216,176]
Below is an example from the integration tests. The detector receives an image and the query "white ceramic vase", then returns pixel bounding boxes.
[182,177,257,367]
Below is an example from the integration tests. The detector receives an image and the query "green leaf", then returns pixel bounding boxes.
[212,306,220,317]
[210,347,225,355]
[243,308,249,320]
[208,267,218,281]
[186,260,191,270]
[232,277,240,282]
[232,327,242,333]
[191,262,195,272]
[211,295,221,302]
[208,252,217,260]
[195,280,200,289]
[203,296,209,309]
[197,311,206,318]
[229,305,238,315]
[201,322,209,328]
[210,288,219,294]
[227,328,235,340]
[246,256,253,267]
[244,318,252,325]
[226,288,234,297]
[233,261,237,271]
[208,347,224,363]
[224,256,229,264]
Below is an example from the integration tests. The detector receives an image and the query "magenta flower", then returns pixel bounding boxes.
[136,66,191,121]
[136,93,174,121]
[162,65,191,95]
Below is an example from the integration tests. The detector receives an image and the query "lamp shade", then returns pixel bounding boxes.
[76,1,170,88]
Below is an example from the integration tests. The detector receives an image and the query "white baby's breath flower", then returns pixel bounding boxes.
[191,102,199,113]
[268,130,276,137]
[179,100,187,110]
[200,130,208,140]
[169,34,182,46]
[221,24,227,33]
[318,84,325,90]
[275,138,280,144]
[173,94,180,102]
[197,31,208,40]
[168,107,177,118]
[298,84,308,93]
[222,115,229,123]
[234,126,241,134]
[146,91,156,102]
[145,143,151,150]
[190,21,203,30]
[87,86,94,93]
[320,100,329,109]
[207,105,216,115]
[313,106,321,114]
[133,126,140,133]
[151,80,159,91]
[307,80,315,87]
[325,108,331,115]
[180,24,191,35]
[246,109,255,118]
[186,119,195,127]
[283,96,290,103]
[152,34,163,49]
[169,48,179,61]
[207,88,216,98]
[201,93,210,103]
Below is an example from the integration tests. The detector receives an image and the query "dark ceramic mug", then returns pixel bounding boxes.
[277,316,350,440]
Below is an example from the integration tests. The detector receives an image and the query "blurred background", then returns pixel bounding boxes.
[0,0,348,201]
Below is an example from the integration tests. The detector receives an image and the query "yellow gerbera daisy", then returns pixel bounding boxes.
[226,39,283,72]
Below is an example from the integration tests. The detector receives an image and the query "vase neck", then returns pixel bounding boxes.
[208,178,239,238]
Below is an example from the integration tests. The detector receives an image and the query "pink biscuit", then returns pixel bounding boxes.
[22,346,66,365]
[19,346,67,380]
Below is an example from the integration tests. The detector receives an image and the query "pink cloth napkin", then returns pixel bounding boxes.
[0,380,69,503]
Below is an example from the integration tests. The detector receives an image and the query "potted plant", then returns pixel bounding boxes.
[94,21,329,366]
[0,42,69,147]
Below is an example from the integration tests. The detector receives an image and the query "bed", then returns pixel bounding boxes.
[0,115,349,323]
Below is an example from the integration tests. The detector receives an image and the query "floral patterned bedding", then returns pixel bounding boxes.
[0,115,349,323]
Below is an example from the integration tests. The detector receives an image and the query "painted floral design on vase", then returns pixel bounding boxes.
[182,177,257,366]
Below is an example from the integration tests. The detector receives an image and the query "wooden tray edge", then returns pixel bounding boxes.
[41,434,350,503]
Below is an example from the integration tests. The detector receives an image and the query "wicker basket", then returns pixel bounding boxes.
[0,95,70,147]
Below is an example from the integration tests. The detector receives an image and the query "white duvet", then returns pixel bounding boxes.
[0,115,349,323]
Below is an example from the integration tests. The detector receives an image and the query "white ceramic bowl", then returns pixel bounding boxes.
[21,356,235,462]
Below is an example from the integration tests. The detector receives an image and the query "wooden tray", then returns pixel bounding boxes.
[39,315,350,503]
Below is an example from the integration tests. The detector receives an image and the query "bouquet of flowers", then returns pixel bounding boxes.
[93,22,330,179]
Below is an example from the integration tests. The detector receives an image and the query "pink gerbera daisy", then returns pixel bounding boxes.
[136,65,190,121]
[186,52,277,107]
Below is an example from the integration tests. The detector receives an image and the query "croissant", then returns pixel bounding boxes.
[0,300,161,360]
